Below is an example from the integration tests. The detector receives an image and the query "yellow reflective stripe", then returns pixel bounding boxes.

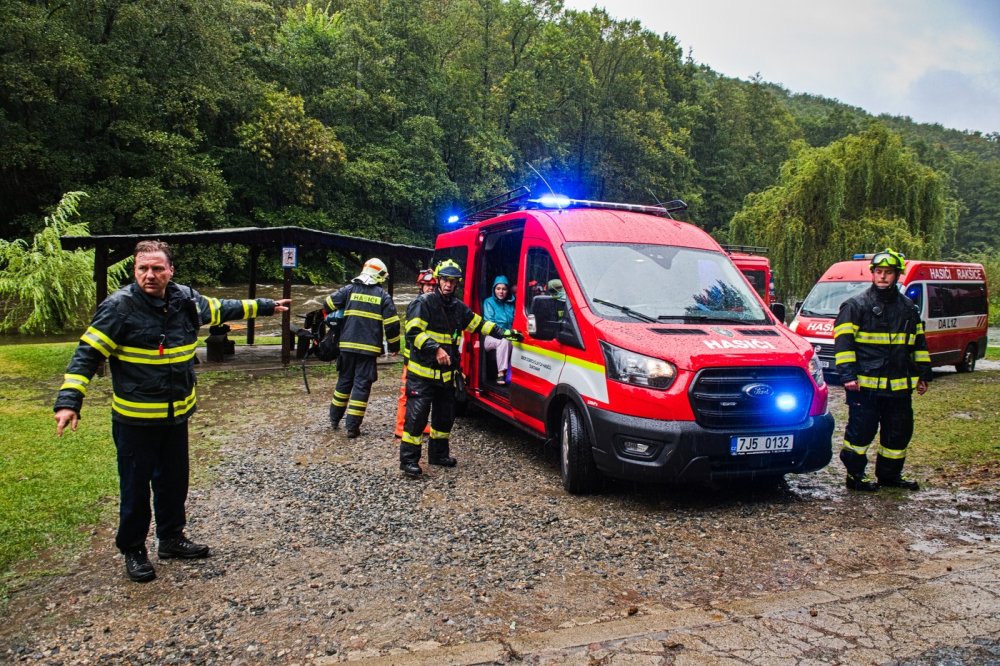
[339,341,383,354]
[115,342,198,364]
[402,432,422,445]
[841,440,869,455]
[241,300,259,319]
[857,375,887,389]
[413,332,433,349]
[386,334,401,345]
[345,310,383,321]
[81,327,116,357]
[346,407,365,416]
[481,320,497,335]
[833,322,858,337]
[207,297,222,326]
[889,377,918,391]
[384,315,400,326]
[877,445,907,460]
[429,427,449,439]
[854,332,910,345]
[406,317,428,332]
[60,373,90,395]
[915,323,925,334]
[422,330,452,344]
[325,296,337,311]
[331,390,349,407]
[913,351,931,363]
[835,351,856,363]
[407,360,452,383]
[465,313,484,332]
[111,388,196,419]
[348,399,367,408]
[349,293,381,305]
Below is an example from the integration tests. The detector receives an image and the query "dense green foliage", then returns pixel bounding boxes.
[0,192,129,333]
[1,0,996,290]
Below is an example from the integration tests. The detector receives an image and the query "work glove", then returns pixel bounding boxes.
[502,329,524,342]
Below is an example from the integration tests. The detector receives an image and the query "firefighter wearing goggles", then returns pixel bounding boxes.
[399,259,522,476]
[833,248,931,491]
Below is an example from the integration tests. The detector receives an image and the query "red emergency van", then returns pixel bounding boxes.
[723,246,776,308]
[790,257,989,376]
[434,190,833,493]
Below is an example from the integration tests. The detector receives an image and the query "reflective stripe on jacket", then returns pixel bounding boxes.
[405,291,502,385]
[833,285,931,392]
[54,282,278,424]
[324,282,400,356]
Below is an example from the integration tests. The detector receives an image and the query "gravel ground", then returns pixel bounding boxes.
[2,362,998,664]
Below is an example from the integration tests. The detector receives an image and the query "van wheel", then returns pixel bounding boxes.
[560,403,601,494]
[955,344,977,373]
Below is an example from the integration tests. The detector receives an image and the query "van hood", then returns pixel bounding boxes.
[594,319,812,372]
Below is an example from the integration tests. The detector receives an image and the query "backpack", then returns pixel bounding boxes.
[315,315,342,362]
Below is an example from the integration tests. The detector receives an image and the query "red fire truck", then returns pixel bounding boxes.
[432,189,833,493]
[723,245,776,308]
[790,256,989,376]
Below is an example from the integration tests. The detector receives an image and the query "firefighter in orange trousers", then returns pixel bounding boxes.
[394,269,436,438]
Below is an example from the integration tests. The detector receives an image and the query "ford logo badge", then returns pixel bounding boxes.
[743,383,773,398]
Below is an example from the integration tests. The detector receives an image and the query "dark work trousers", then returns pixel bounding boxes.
[330,352,378,431]
[400,375,456,465]
[840,390,914,481]
[112,420,189,552]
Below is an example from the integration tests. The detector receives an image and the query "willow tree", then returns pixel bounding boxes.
[729,123,957,302]
[0,192,129,335]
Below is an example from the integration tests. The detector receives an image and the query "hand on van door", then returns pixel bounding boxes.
[503,329,524,342]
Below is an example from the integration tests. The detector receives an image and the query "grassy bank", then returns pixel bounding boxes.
[1,342,998,602]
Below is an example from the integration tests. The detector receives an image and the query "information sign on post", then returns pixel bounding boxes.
[281,246,298,269]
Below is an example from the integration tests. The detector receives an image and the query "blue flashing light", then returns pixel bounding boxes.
[446,214,460,225]
[775,393,798,412]
[538,193,571,209]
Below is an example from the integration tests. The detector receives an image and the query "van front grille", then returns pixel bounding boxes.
[689,367,813,429]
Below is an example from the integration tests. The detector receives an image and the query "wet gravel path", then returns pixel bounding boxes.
[2,363,998,663]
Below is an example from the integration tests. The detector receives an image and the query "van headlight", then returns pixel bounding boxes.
[600,341,676,390]
[808,355,826,387]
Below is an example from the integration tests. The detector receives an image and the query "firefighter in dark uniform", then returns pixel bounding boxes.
[834,248,931,491]
[54,240,290,583]
[325,258,401,438]
[399,259,522,477]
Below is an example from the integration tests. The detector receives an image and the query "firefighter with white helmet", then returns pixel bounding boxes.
[399,259,522,476]
[324,258,400,437]
[834,248,931,491]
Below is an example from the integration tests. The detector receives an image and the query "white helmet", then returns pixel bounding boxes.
[358,257,388,285]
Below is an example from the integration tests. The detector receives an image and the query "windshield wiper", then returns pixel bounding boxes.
[593,298,657,323]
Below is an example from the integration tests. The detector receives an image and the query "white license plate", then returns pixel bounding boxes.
[819,360,830,369]
[730,434,794,455]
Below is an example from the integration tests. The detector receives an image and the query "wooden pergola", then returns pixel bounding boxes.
[61,226,435,365]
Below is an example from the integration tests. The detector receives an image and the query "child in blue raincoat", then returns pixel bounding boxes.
[482,275,515,385]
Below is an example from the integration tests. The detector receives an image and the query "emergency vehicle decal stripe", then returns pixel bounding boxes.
[514,343,608,404]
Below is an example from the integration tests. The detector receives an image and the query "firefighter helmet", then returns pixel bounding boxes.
[870,248,905,272]
[416,269,437,286]
[360,258,388,284]
[433,259,463,281]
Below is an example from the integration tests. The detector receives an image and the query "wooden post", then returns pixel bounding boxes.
[282,266,292,365]
[247,246,259,345]
[94,244,109,312]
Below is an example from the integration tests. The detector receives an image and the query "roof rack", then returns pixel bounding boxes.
[721,244,769,255]
[455,186,689,225]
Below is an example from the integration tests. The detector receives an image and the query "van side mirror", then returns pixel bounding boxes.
[770,302,786,323]
[529,295,561,340]
[794,300,803,315]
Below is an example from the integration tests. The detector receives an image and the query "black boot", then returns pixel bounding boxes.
[344,417,362,439]
[428,439,457,467]
[158,535,210,559]
[329,404,343,429]
[400,442,423,477]
[846,474,879,492]
[123,547,156,582]
[878,476,920,490]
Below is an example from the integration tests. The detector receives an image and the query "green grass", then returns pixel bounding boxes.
[985,346,999,361]
[0,343,117,601]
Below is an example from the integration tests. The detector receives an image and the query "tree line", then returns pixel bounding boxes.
[1,0,997,304]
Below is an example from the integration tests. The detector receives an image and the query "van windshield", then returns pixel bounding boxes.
[564,244,768,324]
[798,281,869,318]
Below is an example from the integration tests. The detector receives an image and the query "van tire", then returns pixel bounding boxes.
[955,344,977,373]
[560,403,601,494]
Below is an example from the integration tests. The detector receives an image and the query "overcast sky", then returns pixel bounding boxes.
[561,0,1000,134]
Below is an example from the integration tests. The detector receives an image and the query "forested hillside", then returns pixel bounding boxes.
[1,0,996,287]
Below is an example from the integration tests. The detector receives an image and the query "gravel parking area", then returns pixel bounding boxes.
[2,362,998,663]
